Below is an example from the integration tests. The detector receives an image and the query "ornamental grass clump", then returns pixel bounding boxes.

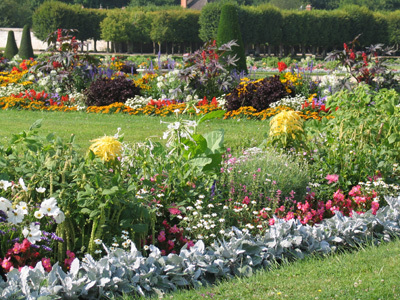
[268,110,306,151]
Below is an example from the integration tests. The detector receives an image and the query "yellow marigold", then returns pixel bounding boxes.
[269,110,304,138]
[89,136,122,162]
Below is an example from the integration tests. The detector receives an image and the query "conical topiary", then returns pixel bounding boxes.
[216,3,247,73]
[18,25,34,59]
[4,30,19,60]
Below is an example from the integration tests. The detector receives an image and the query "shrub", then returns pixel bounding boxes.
[4,30,18,60]
[18,25,34,59]
[84,76,141,107]
[225,76,289,112]
[217,4,247,73]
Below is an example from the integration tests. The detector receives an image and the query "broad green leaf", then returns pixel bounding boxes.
[197,110,226,125]
[203,129,225,153]
[29,119,43,131]
[102,186,119,195]
[388,133,399,144]
[189,157,212,168]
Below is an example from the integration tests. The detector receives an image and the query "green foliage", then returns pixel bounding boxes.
[32,1,80,41]
[84,76,141,106]
[0,0,33,27]
[18,25,34,60]
[198,2,221,42]
[4,31,19,60]
[217,4,247,73]
[100,9,134,43]
[307,85,400,197]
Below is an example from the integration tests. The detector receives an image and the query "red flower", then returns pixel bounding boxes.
[350,50,356,60]
[277,61,288,72]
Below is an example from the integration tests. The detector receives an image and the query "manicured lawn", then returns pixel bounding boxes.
[0,110,269,152]
[131,239,400,300]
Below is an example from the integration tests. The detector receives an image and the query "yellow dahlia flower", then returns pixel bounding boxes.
[89,136,122,162]
[269,110,304,138]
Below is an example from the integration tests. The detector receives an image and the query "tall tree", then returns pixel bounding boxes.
[18,25,35,59]
[4,30,19,60]
[217,3,247,73]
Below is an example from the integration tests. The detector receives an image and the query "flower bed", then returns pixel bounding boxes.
[1,33,400,298]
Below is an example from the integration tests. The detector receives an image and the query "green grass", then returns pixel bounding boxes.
[0,110,269,152]
[126,239,400,300]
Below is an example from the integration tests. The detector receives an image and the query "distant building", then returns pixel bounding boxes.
[181,0,208,10]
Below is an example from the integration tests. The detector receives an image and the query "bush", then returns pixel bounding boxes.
[18,25,34,59]
[216,4,247,73]
[225,76,289,112]
[4,30,18,60]
[84,76,141,107]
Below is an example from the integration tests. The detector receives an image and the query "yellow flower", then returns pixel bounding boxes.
[89,136,122,162]
[269,110,304,138]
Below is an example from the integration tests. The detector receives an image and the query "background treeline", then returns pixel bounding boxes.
[26,1,400,55]
[2,0,400,28]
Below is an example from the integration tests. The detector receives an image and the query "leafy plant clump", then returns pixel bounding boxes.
[84,76,141,107]
[225,76,289,112]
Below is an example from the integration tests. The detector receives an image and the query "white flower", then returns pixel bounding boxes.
[0,180,12,191]
[34,210,44,219]
[219,218,225,223]
[16,202,29,215]
[95,250,102,254]
[198,195,205,199]
[192,211,198,216]
[219,229,225,234]
[0,197,12,212]
[22,223,42,244]
[54,211,65,224]
[7,208,25,224]
[19,178,28,191]
[112,243,119,247]
[94,239,102,245]
[197,234,204,239]
[143,245,150,250]
[122,241,130,248]
[35,187,46,193]
[223,205,229,210]
[207,204,214,208]
[186,206,193,211]
[40,197,60,216]
[211,213,217,217]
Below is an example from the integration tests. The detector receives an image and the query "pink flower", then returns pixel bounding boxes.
[325,174,339,184]
[242,196,250,205]
[167,240,175,249]
[168,207,181,215]
[269,218,275,226]
[169,225,180,234]
[186,240,195,249]
[41,258,52,272]
[285,212,294,221]
[2,257,13,272]
[371,201,379,215]
[157,231,166,242]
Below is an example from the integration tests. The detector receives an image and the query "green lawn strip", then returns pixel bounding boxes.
[0,110,269,152]
[128,239,400,300]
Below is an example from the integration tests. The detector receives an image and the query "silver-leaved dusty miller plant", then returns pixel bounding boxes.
[2,195,400,299]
